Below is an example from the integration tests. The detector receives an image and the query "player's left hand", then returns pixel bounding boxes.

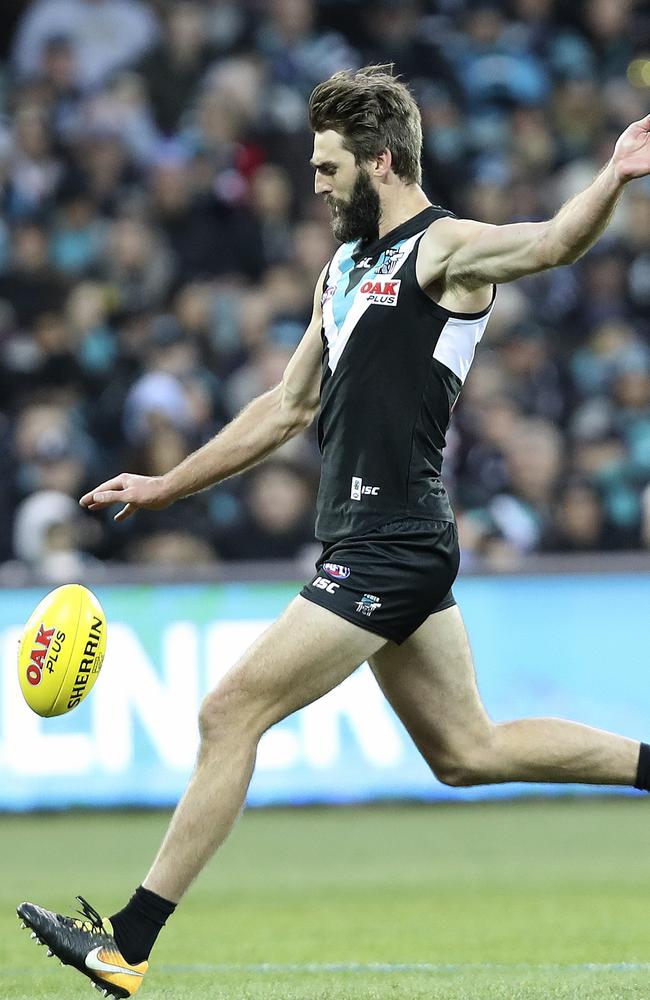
[612,113,650,183]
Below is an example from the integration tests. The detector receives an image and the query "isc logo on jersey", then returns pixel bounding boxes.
[358,279,401,306]
[351,477,380,500]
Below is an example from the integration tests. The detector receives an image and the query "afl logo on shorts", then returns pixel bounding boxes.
[322,562,350,580]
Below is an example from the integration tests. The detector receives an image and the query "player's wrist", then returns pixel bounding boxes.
[158,471,187,504]
[607,154,632,189]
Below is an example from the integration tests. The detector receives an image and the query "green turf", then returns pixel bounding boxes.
[2,799,650,998]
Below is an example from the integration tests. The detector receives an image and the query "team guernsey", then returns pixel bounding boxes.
[302,204,494,643]
[315,205,494,543]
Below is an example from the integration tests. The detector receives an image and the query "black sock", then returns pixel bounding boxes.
[110,886,176,964]
[634,742,650,791]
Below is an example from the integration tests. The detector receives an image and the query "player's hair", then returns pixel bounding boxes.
[308,65,422,185]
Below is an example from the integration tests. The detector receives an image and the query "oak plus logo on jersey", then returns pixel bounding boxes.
[358,279,401,306]
[351,477,380,501]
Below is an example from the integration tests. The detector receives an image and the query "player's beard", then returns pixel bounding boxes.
[327,168,381,244]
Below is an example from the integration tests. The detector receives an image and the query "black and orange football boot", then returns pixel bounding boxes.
[17,896,148,998]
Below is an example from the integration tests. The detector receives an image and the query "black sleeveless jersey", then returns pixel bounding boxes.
[314,205,495,543]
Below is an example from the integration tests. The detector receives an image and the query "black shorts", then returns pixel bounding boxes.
[300,518,460,645]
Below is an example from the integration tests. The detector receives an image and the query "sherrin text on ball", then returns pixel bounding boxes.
[17,584,107,718]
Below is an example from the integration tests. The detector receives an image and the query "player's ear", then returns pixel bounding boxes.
[373,148,392,178]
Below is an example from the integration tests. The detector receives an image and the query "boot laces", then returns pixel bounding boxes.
[61,896,106,934]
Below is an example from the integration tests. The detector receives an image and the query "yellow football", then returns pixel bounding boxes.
[17,584,107,717]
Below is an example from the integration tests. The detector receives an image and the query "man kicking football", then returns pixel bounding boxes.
[18,66,650,998]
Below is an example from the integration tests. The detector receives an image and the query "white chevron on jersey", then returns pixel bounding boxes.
[323,233,422,375]
[432,304,494,383]
[321,241,345,362]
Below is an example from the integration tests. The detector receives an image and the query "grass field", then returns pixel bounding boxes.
[2,799,650,999]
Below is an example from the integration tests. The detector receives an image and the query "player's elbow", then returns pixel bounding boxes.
[288,406,317,435]
[539,223,582,268]
[276,382,318,437]
[546,243,582,267]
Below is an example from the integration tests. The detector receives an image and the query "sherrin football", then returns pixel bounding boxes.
[17,584,107,718]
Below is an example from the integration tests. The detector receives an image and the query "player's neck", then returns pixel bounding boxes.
[378,185,431,238]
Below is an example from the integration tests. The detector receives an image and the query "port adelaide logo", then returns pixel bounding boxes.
[322,562,350,580]
[355,594,382,617]
[376,248,403,275]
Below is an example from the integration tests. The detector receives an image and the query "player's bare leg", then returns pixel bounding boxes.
[143,595,385,901]
[19,596,386,996]
[369,605,639,788]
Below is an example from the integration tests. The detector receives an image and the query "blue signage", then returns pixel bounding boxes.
[1,573,647,810]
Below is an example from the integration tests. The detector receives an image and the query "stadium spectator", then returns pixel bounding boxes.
[125,529,217,567]
[6,103,62,218]
[100,215,173,312]
[51,179,107,277]
[249,164,295,267]
[214,460,316,561]
[12,0,159,90]
[11,488,103,582]
[543,477,614,553]
[0,219,67,326]
[487,419,564,553]
[582,0,637,82]
[1,0,650,570]
[256,0,360,97]
[138,1,217,136]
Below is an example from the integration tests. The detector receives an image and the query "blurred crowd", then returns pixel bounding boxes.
[0,0,649,579]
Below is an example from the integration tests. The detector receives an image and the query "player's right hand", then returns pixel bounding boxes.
[79,473,172,522]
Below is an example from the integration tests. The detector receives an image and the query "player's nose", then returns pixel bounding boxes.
[314,174,331,196]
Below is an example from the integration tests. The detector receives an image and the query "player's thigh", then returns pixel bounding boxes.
[204,594,387,737]
[368,604,493,773]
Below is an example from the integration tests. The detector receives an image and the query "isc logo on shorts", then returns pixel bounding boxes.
[358,279,401,306]
[313,575,339,594]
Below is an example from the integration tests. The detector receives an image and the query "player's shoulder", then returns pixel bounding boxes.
[421,214,484,260]
[417,212,495,292]
[423,206,463,238]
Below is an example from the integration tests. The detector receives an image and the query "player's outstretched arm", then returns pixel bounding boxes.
[80,267,326,522]
[421,113,650,292]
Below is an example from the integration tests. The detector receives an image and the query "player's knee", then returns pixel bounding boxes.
[198,688,229,745]
[431,733,497,787]
[198,679,258,746]
[435,758,481,787]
